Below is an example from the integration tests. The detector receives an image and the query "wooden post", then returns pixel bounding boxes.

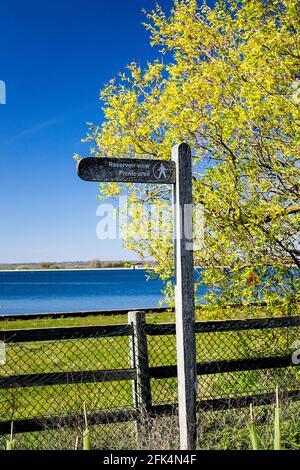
[172,143,197,450]
[128,311,152,430]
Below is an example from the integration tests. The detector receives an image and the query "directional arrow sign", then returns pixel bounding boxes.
[77,157,176,184]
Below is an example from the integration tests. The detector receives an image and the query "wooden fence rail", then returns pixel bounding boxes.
[0,355,296,390]
[1,314,299,343]
[0,307,168,322]
[0,323,132,343]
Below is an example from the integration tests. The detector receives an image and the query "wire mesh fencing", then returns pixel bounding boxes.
[0,313,299,449]
[195,319,300,404]
[194,317,300,450]
[0,325,136,450]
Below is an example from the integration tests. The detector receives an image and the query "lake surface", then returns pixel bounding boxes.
[0,269,170,315]
[0,268,207,316]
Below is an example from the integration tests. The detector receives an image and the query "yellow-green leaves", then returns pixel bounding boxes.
[78,0,300,315]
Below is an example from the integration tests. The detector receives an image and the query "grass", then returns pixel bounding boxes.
[0,310,175,331]
[0,401,299,450]
[197,401,300,451]
[0,302,298,331]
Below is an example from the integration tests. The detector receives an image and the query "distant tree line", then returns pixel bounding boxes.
[0,260,143,270]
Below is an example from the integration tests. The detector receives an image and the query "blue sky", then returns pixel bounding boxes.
[0,0,211,263]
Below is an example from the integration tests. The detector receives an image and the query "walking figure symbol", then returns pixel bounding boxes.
[153,162,168,180]
[158,163,167,179]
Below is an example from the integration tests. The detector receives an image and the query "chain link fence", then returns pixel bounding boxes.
[0,314,299,449]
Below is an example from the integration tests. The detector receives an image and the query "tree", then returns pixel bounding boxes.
[77,0,300,314]
[90,259,102,269]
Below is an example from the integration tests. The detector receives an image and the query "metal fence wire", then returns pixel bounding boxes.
[0,314,299,450]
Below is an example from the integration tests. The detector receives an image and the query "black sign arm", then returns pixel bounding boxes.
[77,157,176,185]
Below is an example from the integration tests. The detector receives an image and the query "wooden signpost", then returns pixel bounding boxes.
[77,144,197,450]
[172,144,197,450]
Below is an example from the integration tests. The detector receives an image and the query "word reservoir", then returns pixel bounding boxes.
[77,157,176,184]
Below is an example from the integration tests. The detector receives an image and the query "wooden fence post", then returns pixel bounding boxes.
[172,143,197,450]
[128,311,152,431]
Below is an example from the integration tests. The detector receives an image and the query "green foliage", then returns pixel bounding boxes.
[274,387,281,450]
[77,0,300,315]
[6,440,15,450]
[247,405,260,450]
[6,423,15,450]
[82,403,92,450]
[248,388,282,450]
[82,428,91,450]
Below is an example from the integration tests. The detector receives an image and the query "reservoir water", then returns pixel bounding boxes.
[0,269,168,315]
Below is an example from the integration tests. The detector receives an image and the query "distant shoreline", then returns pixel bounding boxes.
[0,267,146,273]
